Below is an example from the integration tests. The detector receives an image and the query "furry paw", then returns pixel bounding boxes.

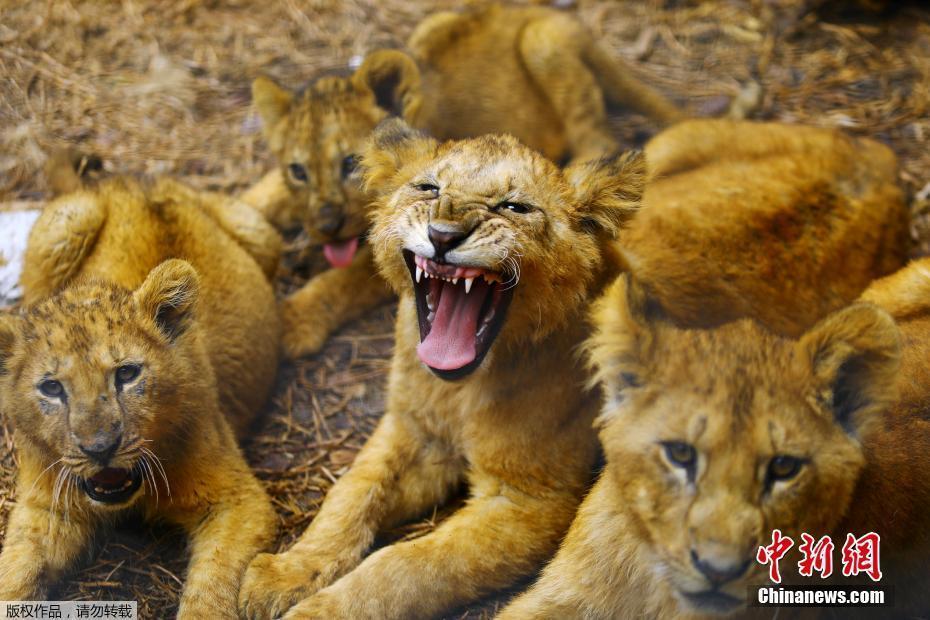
[238,552,322,620]
[280,300,331,358]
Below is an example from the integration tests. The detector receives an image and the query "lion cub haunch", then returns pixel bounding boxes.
[0,177,280,618]
[236,120,646,620]
[623,119,909,336]
[498,270,930,618]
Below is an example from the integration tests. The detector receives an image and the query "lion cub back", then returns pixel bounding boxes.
[621,119,909,336]
[21,177,280,434]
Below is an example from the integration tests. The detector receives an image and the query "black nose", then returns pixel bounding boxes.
[317,204,345,236]
[427,225,467,260]
[691,549,750,586]
[79,433,122,465]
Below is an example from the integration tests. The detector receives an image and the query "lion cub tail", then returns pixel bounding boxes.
[44,146,104,196]
[582,40,685,126]
[583,41,762,124]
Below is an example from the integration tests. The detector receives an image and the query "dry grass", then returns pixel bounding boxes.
[2,0,930,617]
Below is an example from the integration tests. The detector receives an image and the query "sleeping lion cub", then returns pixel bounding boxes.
[0,177,280,618]
[238,121,647,619]
[244,2,684,358]
[499,263,930,618]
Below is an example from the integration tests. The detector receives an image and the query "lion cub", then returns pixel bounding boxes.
[244,3,684,358]
[237,121,646,619]
[499,262,930,618]
[0,177,280,618]
[623,119,909,336]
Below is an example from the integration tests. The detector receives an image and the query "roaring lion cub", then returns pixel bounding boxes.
[0,177,280,617]
[498,262,930,618]
[237,120,646,619]
[244,2,684,358]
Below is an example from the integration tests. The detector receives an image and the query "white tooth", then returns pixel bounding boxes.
[416,266,423,283]
[424,271,430,279]
[452,277,459,285]
[95,486,104,493]
[465,277,474,294]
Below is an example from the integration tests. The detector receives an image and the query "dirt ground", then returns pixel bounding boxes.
[2,0,930,617]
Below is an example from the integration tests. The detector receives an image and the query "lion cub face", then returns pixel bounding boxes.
[252,52,422,267]
[589,276,900,615]
[363,119,644,379]
[0,260,204,509]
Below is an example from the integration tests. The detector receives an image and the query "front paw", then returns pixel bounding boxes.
[280,300,330,358]
[239,552,323,620]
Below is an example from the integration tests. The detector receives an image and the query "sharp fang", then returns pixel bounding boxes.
[95,486,104,493]
[465,277,474,294]
[452,277,459,285]
[424,271,430,279]
[416,266,423,283]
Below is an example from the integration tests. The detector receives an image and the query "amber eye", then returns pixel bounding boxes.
[414,183,439,196]
[115,364,141,386]
[288,163,308,183]
[767,455,804,483]
[38,379,64,398]
[341,154,359,178]
[496,201,531,214]
[662,441,697,469]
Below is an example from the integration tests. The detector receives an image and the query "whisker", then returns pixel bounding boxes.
[49,465,67,536]
[27,457,63,497]
[141,455,159,506]
[141,447,171,499]
[62,468,75,525]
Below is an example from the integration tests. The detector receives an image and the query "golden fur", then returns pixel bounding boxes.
[245,3,683,358]
[623,119,909,336]
[500,258,930,618]
[0,177,281,618]
[237,119,646,619]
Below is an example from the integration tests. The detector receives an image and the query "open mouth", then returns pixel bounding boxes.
[81,467,143,504]
[680,589,744,614]
[322,237,359,268]
[404,250,515,380]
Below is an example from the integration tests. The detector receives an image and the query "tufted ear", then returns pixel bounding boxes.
[352,50,422,120]
[566,151,647,239]
[0,313,19,376]
[587,273,664,406]
[252,75,294,142]
[797,303,900,435]
[134,259,200,342]
[361,118,438,195]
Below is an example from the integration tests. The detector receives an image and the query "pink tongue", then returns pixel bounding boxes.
[417,280,489,371]
[323,238,359,268]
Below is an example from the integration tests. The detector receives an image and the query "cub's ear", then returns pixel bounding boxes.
[566,151,647,239]
[134,259,200,342]
[0,313,19,375]
[352,50,422,120]
[44,146,104,196]
[587,273,663,409]
[361,118,438,195]
[798,303,900,435]
[252,75,294,140]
